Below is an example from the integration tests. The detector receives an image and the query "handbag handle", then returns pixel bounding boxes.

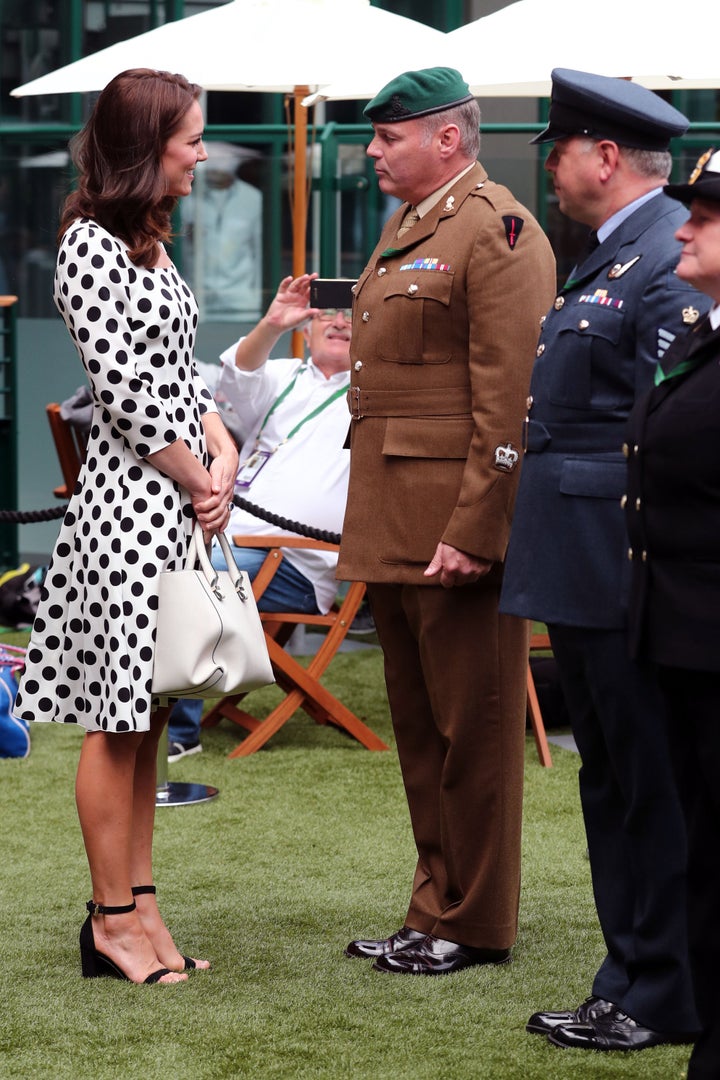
[185,523,249,601]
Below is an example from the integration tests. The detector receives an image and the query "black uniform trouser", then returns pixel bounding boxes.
[548,624,698,1034]
[659,666,720,1079]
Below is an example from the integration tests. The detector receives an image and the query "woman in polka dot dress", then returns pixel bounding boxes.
[14,69,238,985]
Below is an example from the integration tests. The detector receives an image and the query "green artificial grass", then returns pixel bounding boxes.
[0,633,692,1080]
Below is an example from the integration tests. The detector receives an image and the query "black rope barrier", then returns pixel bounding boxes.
[0,504,68,523]
[0,496,341,544]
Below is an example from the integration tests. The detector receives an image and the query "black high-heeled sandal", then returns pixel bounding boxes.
[79,899,175,984]
[131,885,199,971]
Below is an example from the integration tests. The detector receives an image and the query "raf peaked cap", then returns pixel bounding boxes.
[531,68,688,150]
[364,67,474,124]
[665,147,720,204]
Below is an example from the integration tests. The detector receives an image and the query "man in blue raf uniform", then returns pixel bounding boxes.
[501,69,707,1051]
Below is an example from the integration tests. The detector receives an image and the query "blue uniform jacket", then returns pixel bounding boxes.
[500,192,709,628]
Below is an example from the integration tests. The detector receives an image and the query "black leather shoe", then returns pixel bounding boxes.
[526,996,614,1035]
[372,934,511,975]
[548,1006,694,1051]
[344,926,426,959]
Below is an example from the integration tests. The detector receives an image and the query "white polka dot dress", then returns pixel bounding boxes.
[14,218,217,733]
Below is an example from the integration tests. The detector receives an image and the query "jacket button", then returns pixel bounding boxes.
[408,283,419,295]
[354,360,363,371]
[578,319,590,330]
[362,311,370,322]
[536,343,545,357]
[554,296,565,310]
[377,267,387,276]
[622,442,629,458]
[635,497,641,510]
[628,548,634,561]
[641,550,647,561]
[620,494,627,509]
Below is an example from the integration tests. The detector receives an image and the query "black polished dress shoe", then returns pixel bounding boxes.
[372,934,510,975]
[344,926,426,959]
[548,1006,694,1051]
[526,996,614,1035]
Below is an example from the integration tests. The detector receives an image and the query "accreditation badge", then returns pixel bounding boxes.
[234,449,271,491]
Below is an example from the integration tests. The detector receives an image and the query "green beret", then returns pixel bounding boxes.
[364,67,474,124]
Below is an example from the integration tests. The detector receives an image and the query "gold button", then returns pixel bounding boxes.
[620,494,627,509]
[628,548,634,561]
[377,267,387,276]
[362,311,370,322]
[641,550,647,562]
[633,444,639,455]
[536,344,545,357]
[578,319,590,330]
[354,361,363,371]
[635,497,641,511]
[526,395,534,410]
[540,314,546,326]
[554,296,565,310]
[408,283,419,295]
[622,442,629,458]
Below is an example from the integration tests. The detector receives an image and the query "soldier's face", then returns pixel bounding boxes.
[675,198,720,302]
[367,119,436,205]
[544,136,604,227]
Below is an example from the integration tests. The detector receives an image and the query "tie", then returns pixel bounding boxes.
[397,207,419,238]
[585,229,600,255]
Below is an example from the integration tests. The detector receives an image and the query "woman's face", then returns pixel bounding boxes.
[675,198,720,304]
[160,99,207,198]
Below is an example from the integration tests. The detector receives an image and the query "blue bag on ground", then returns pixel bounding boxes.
[0,660,30,759]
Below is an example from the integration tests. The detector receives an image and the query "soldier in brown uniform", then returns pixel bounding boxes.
[339,68,556,975]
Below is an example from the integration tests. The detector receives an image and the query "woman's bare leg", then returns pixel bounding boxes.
[75,728,186,984]
[130,705,210,971]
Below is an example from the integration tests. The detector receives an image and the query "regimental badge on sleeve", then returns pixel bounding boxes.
[494,443,520,472]
[502,216,524,251]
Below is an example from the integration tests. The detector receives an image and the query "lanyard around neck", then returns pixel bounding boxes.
[253,364,349,452]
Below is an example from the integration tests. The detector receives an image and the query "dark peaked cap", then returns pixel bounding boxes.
[531,68,688,150]
[665,147,720,204]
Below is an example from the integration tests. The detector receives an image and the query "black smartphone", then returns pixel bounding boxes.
[310,278,356,310]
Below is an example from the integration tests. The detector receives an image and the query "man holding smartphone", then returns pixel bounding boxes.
[167,273,355,759]
[338,67,556,974]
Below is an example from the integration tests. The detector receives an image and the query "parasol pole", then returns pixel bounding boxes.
[291,85,310,358]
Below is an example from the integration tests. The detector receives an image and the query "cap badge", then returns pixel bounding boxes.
[502,216,524,251]
[493,443,519,473]
[689,149,713,185]
[682,306,700,325]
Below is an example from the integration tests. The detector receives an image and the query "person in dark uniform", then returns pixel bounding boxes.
[501,69,707,1051]
[338,68,556,976]
[625,148,720,1080]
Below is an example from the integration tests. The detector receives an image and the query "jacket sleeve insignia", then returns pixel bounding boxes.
[493,443,520,472]
[502,216,524,251]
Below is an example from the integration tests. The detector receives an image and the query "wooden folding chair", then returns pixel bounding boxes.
[46,402,87,499]
[527,630,553,767]
[202,534,389,757]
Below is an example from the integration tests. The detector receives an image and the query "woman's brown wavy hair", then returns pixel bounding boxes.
[58,68,202,268]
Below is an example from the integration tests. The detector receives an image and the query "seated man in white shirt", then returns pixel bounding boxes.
[168,274,353,759]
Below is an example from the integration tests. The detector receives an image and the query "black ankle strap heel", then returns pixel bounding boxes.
[130,884,198,971]
[85,899,137,917]
[80,898,174,984]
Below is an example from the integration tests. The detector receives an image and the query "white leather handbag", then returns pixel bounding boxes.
[152,523,274,699]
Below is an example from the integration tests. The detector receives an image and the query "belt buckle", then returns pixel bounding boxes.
[350,386,363,420]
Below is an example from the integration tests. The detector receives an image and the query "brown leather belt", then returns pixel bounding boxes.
[348,385,472,420]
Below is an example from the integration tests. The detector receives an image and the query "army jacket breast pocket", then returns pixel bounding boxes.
[548,302,628,410]
[379,270,454,364]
